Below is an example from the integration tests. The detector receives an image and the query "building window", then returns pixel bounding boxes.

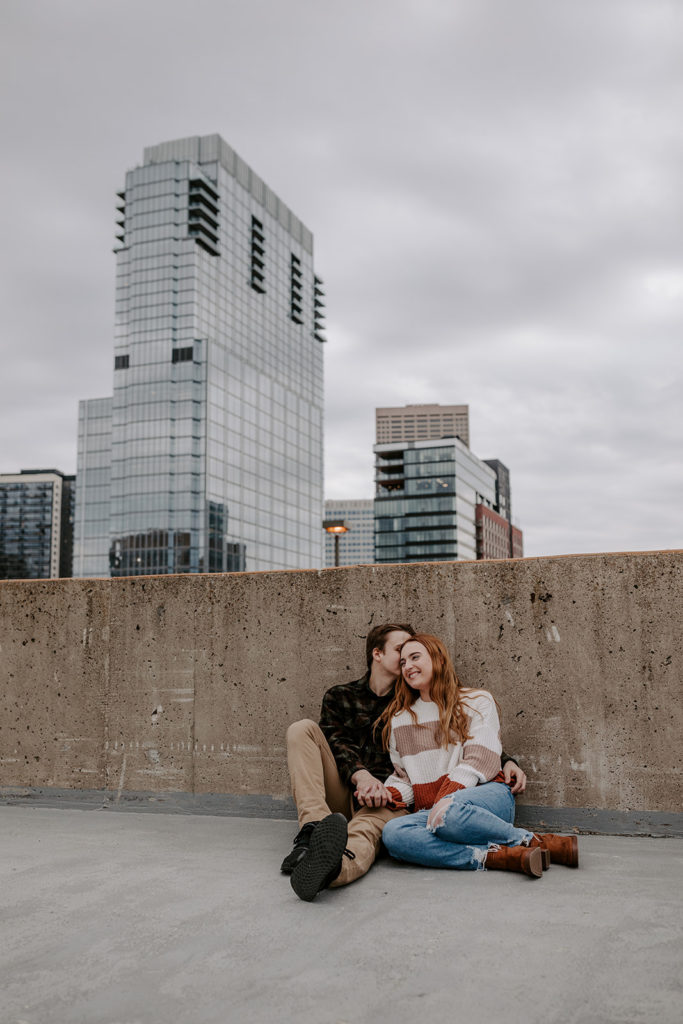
[250,216,265,293]
[290,253,303,324]
[114,354,129,370]
[172,346,194,364]
[226,541,247,572]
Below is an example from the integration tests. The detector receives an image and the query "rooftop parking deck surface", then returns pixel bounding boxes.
[1,806,681,1024]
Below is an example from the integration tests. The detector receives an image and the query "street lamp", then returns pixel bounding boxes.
[323,518,349,567]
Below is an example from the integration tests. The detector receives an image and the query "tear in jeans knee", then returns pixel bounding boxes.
[426,795,457,834]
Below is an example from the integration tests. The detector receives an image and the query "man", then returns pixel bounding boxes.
[283,623,527,901]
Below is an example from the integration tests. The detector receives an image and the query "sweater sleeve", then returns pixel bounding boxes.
[433,692,502,801]
[384,724,414,809]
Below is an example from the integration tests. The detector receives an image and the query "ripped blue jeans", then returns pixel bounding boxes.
[381,782,533,870]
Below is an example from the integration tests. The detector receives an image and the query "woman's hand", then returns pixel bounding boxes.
[352,769,392,807]
[503,761,527,794]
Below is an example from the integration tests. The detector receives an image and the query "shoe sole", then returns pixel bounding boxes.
[290,813,348,902]
[280,848,307,875]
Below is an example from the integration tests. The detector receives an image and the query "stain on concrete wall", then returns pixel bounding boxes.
[0,552,681,815]
[0,580,109,789]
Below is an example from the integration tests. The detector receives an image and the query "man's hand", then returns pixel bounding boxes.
[504,761,527,795]
[352,769,391,808]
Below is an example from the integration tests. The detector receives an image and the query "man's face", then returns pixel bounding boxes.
[374,630,413,679]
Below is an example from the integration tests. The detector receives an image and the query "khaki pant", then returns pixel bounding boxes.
[286,718,406,887]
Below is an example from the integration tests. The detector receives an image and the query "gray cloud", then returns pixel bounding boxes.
[1,0,681,556]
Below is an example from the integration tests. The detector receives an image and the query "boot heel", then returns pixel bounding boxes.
[486,844,543,878]
[522,847,544,878]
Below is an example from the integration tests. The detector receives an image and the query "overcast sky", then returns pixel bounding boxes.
[1,0,681,557]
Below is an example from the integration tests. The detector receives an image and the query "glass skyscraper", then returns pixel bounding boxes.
[374,438,498,563]
[74,134,325,577]
[0,470,75,579]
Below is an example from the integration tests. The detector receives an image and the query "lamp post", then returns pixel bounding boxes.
[323,519,349,567]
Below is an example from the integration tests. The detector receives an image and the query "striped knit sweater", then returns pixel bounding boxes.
[385,691,503,811]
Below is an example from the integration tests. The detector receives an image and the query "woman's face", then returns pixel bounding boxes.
[400,641,433,699]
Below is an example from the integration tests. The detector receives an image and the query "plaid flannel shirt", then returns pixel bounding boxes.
[319,673,516,790]
[319,674,393,787]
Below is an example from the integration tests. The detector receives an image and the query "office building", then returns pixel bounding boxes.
[74,398,112,577]
[476,504,524,560]
[483,459,511,524]
[376,404,470,447]
[74,134,325,577]
[477,459,523,558]
[324,499,374,567]
[374,437,498,563]
[373,402,523,564]
[0,469,75,579]
[374,397,524,561]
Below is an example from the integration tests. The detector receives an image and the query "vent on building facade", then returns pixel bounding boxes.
[314,276,326,342]
[188,178,220,256]
[114,190,125,249]
[250,216,265,293]
[171,346,194,364]
[114,354,129,370]
[290,253,303,323]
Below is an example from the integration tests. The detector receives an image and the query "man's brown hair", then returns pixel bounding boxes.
[365,623,416,669]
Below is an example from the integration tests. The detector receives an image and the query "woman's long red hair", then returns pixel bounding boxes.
[377,634,473,750]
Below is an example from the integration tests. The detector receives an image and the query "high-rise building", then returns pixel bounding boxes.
[373,400,523,562]
[374,437,497,563]
[475,504,524,560]
[0,469,75,579]
[324,499,374,567]
[74,397,112,578]
[483,459,511,524]
[476,459,523,558]
[376,404,470,447]
[74,134,325,577]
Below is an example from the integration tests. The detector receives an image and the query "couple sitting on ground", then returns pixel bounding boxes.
[282,623,578,902]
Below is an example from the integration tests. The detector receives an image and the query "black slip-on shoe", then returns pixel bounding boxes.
[280,821,318,875]
[290,813,348,902]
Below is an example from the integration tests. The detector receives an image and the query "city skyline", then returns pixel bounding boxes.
[2,1,682,559]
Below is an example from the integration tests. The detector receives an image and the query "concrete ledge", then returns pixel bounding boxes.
[1,551,681,820]
[512,804,682,838]
[0,785,294,820]
[2,786,681,838]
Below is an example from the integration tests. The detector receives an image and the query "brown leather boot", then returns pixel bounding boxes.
[485,845,543,878]
[526,836,551,869]
[532,833,579,867]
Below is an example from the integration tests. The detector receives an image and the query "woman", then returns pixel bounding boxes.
[379,634,578,878]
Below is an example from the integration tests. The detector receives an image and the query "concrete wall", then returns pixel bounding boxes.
[1,552,681,832]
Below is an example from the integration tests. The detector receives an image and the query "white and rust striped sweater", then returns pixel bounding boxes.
[385,692,504,811]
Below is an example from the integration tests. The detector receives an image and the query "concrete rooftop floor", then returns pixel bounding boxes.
[1,805,681,1024]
